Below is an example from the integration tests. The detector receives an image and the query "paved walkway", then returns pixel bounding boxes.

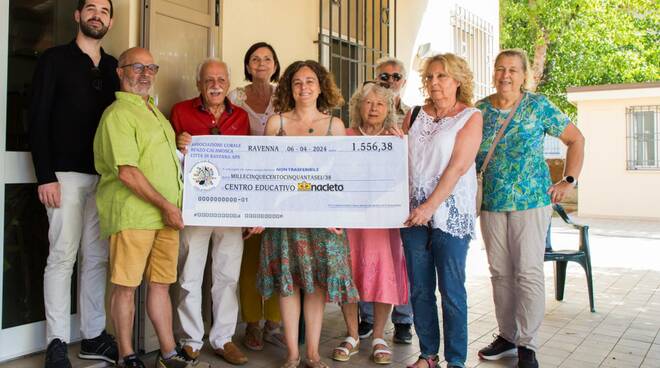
[3,215,659,368]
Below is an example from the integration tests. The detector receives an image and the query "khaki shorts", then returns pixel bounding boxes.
[109,227,179,287]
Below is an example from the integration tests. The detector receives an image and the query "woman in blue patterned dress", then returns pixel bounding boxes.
[401,53,483,368]
[475,49,584,368]
[257,60,359,368]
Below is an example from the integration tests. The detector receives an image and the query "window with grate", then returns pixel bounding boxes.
[627,105,660,170]
[318,0,395,123]
[451,5,494,101]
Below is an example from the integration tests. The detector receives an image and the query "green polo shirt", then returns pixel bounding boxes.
[94,91,182,238]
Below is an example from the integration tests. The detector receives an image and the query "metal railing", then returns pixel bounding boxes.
[451,5,494,101]
[318,0,396,122]
[627,105,660,170]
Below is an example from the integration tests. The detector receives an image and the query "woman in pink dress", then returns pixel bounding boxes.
[332,81,408,365]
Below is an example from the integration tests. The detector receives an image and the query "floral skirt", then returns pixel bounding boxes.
[257,228,359,304]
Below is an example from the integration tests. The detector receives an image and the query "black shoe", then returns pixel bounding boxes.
[517,346,539,368]
[478,335,517,361]
[119,354,145,368]
[393,323,412,344]
[45,339,72,368]
[79,330,118,364]
[358,321,373,339]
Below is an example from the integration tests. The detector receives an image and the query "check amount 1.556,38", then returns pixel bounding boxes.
[352,141,393,152]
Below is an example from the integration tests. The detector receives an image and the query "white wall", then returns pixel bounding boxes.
[103,0,141,57]
[222,0,320,90]
[574,94,660,220]
[396,0,500,106]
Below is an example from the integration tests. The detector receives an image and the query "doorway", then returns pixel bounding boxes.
[137,0,221,354]
[144,0,221,117]
[0,0,80,361]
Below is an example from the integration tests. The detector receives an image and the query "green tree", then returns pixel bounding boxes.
[500,0,659,118]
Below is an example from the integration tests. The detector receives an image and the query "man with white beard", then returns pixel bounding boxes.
[170,59,250,365]
[94,47,210,368]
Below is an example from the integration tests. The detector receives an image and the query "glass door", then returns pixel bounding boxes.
[0,0,80,361]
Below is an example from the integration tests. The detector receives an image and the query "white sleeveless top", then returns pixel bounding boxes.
[228,86,275,136]
[408,107,480,239]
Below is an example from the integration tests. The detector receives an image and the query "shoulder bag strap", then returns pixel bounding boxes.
[409,105,422,127]
[479,94,523,174]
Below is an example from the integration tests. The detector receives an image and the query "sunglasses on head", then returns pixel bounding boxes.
[378,72,403,82]
[362,80,390,89]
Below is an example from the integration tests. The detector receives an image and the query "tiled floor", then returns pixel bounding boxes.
[3,215,659,368]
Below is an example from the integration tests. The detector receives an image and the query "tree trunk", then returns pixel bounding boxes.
[530,31,549,92]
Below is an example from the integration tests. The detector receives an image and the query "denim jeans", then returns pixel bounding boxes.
[359,289,413,324]
[401,226,469,367]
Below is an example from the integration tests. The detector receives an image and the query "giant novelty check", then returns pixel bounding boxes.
[182,135,409,228]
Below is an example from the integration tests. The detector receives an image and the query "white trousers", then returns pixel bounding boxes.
[44,172,108,343]
[176,226,243,351]
[480,205,552,351]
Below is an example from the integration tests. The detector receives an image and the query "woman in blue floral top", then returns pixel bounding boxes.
[475,49,585,368]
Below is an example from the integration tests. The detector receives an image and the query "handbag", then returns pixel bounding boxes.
[476,94,523,216]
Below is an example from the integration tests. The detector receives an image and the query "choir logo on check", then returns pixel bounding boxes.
[189,161,220,190]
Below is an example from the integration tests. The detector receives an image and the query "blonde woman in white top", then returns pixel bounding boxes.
[400,53,482,368]
[227,42,285,351]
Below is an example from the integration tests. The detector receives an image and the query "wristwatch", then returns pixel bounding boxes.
[562,175,576,186]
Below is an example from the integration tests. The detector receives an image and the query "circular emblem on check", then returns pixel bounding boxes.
[189,161,220,190]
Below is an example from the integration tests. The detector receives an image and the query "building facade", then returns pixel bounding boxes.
[567,82,660,220]
[0,0,498,361]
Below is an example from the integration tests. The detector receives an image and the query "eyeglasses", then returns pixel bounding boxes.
[91,67,102,91]
[119,63,160,74]
[362,80,390,89]
[378,72,403,82]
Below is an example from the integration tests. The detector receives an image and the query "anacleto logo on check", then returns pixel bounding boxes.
[297,181,344,192]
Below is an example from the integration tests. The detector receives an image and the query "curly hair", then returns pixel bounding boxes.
[349,82,397,129]
[420,53,474,106]
[273,60,344,113]
[494,48,532,91]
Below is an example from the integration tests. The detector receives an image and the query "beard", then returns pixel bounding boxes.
[80,18,109,40]
[125,76,152,96]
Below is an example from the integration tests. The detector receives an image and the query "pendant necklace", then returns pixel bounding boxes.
[208,104,224,135]
[301,119,316,134]
[433,101,457,123]
[358,125,385,136]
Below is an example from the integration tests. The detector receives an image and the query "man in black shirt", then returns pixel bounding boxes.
[29,1,119,367]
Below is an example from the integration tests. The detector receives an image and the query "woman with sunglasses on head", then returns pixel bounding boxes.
[226,42,287,352]
[400,53,482,368]
[257,60,359,368]
[330,81,409,365]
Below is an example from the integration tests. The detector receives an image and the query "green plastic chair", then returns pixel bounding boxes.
[545,204,595,312]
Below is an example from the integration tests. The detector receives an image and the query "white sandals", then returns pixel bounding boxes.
[372,338,393,365]
[332,336,360,361]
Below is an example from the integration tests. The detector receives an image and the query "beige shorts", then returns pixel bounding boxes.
[109,227,179,287]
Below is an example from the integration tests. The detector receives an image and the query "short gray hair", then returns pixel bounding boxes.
[349,83,397,129]
[196,58,231,82]
[375,56,406,78]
